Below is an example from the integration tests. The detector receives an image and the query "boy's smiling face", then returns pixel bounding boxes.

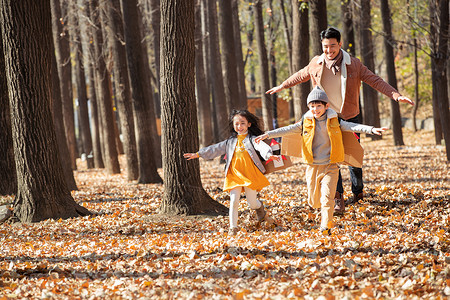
[308,101,329,118]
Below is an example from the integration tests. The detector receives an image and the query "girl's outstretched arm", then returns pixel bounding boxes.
[184,153,199,160]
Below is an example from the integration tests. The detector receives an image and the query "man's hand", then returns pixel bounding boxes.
[397,96,414,106]
[266,85,284,95]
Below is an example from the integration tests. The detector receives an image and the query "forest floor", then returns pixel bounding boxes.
[0,129,449,299]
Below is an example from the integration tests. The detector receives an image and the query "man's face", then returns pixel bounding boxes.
[322,38,342,60]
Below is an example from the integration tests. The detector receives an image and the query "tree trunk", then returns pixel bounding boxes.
[0,38,16,196]
[280,0,295,121]
[50,0,77,170]
[359,0,381,139]
[121,0,163,184]
[159,0,227,216]
[90,0,121,174]
[341,0,356,56]
[51,49,78,191]
[69,0,94,168]
[412,38,419,132]
[432,0,450,160]
[292,0,309,120]
[218,0,241,111]
[195,0,213,147]
[104,0,139,180]
[207,0,228,142]
[254,0,274,130]
[268,0,278,127]
[232,0,248,109]
[0,0,91,222]
[380,0,404,146]
[429,0,443,144]
[149,0,161,118]
[309,0,328,56]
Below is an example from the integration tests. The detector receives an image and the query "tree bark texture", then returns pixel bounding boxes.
[104,0,139,180]
[0,0,91,222]
[292,0,309,120]
[50,0,78,169]
[254,0,274,130]
[69,0,94,168]
[218,0,242,111]
[195,0,213,147]
[121,0,162,184]
[51,50,78,191]
[359,0,381,138]
[432,0,450,160]
[207,0,228,142]
[0,38,16,196]
[90,0,121,174]
[232,0,248,109]
[309,0,328,56]
[340,0,356,56]
[380,0,404,146]
[159,0,227,216]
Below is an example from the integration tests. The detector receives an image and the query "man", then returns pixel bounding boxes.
[266,27,414,214]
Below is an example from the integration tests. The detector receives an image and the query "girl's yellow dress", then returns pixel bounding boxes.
[223,134,270,192]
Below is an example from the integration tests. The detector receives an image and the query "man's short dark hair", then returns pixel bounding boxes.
[320,27,341,43]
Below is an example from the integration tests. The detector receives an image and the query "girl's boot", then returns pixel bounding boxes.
[255,203,274,225]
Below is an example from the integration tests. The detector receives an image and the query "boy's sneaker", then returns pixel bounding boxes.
[229,227,240,236]
[334,191,345,214]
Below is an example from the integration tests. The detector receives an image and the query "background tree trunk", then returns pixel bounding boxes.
[69,0,94,168]
[104,0,139,180]
[121,0,162,184]
[195,0,213,147]
[207,0,228,142]
[0,0,91,222]
[51,50,78,191]
[232,0,248,109]
[309,0,328,56]
[218,0,241,111]
[254,0,274,130]
[292,0,309,120]
[359,0,381,139]
[268,0,278,128]
[0,38,16,196]
[159,0,227,216]
[340,0,356,56]
[51,0,78,170]
[431,0,450,160]
[380,0,404,146]
[90,0,121,174]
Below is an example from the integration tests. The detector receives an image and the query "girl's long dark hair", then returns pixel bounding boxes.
[228,109,264,137]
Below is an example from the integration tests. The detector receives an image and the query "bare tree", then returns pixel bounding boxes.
[51,0,78,170]
[159,0,227,215]
[232,0,248,109]
[341,0,356,56]
[380,0,404,146]
[121,0,163,183]
[207,0,228,141]
[218,0,242,111]
[292,0,309,120]
[254,0,274,130]
[104,0,139,180]
[359,0,381,138]
[0,0,91,222]
[309,0,328,56]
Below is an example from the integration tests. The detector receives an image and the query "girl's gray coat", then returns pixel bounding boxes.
[198,135,273,175]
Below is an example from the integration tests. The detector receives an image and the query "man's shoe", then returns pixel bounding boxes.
[350,192,364,204]
[334,191,345,214]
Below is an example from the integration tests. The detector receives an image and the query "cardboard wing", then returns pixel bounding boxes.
[280,131,364,168]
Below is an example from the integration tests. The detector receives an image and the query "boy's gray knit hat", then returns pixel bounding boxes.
[307,86,329,104]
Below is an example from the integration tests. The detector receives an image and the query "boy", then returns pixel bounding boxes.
[255,86,386,234]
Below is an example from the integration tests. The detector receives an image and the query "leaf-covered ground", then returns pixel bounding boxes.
[0,130,449,299]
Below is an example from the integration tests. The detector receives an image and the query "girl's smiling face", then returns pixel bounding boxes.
[233,115,251,135]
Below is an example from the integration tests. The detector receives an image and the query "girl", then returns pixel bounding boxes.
[184,110,278,235]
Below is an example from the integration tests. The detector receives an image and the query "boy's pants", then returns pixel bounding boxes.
[229,187,261,228]
[305,163,339,229]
